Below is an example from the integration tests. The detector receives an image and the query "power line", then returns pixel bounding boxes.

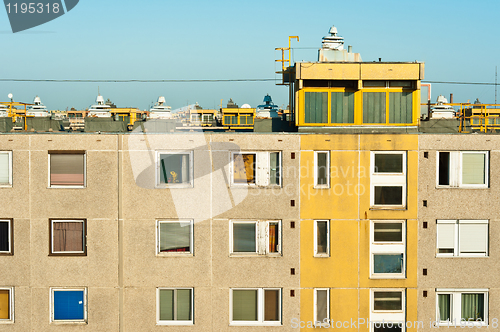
[0,78,498,85]
[0,78,278,83]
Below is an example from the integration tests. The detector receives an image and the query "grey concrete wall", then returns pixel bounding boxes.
[418,134,500,331]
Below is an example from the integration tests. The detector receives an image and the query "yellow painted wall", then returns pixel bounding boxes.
[300,134,418,330]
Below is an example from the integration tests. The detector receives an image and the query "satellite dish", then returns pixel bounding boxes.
[8,93,13,99]
[241,104,251,108]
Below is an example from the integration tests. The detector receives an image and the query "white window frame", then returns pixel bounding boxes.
[155,150,194,188]
[156,287,194,326]
[436,289,488,326]
[436,151,489,189]
[229,288,282,326]
[436,220,489,257]
[314,288,330,327]
[156,219,194,256]
[48,152,86,189]
[0,287,14,323]
[230,151,281,187]
[370,289,405,332]
[50,219,86,255]
[0,151,12,188]
[314,220,330,257]
[50,287,87,323]
[370,220,406,279]
[229,220,281,256]
[0,219,12,255]
[370,151,407,208]
[314,151,330,188]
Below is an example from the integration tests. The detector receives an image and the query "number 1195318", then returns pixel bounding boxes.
[5,2,60,14]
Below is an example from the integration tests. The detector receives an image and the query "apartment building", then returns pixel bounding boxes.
[0,133,301,331]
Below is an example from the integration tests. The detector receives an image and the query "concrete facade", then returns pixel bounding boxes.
[0,133,301,331]
[418,134,500,332]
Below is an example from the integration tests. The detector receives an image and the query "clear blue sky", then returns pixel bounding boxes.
[1,0,499,110]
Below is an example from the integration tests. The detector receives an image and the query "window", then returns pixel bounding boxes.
[389,92,413,124]
[230,288,281,326]
[0,287,14,322]
[48,151,85,188]
[230,220,281,255]
[231,152,281,187]
[436,289,488,326]
[157,288,193,325]
[156,151,193,188]
[314,151,330,188]
[304,92,327,123]
[437,151,489,188]
[371,151,406,208]
[157,220,193,256]
[50,288,87,323]
[0,220,13,255]
[314,289,329,327]
[436,220,488,257]
[49,219,86,256]
[370,289,405,332]
[370,221,406,279]
[331,92,355,124]
[363,92,386,123]
[0,151,12,187]
[314,220,329,257]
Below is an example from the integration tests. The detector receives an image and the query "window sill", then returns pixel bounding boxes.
[49,252,87,256]
[369,275,406,279]
[314,254,330,258]
[313,185,330,189]
[438,322,487,327]
[156,253,193,257]
[229,253,282,257]
[48,186,86,189]
[0,185,12,188]
[230,185,282,189]
[436,186,489,189]
[230,322,282,326]
[50,321,88,325]
[0,321,14,324]
[0,252,13,256]
[436,255,488,258]
[157,321,193,326]
[155,184,193,189]
[370,206,407,210]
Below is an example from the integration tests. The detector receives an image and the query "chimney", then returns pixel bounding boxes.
[379,58,382,62]
[348,45,352,53]
[450,93,453,103]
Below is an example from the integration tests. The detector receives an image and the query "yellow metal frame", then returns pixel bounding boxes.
[221,108,255,129]
[275,36,299,72]
[297,88,419,127]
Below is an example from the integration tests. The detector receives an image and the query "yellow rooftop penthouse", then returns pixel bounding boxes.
[292,61,425,132]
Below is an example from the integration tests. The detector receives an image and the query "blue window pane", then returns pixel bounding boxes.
[374,254,403,274]
[54,290,84,320]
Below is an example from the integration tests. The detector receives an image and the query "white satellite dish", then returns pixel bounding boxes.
[241,103,251,108]
[8,93,13,99]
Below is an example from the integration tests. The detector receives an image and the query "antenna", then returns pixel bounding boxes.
[496,66,498,106]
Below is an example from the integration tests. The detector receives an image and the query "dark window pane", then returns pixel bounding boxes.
[316,221,328,254]
[233,223,256,252]
[374,323,402,332]
[305,92,328,124]
[375,154,403,173]
[317,153,328,185]
[374,292,402,311]
[374,186,403,205]
[159,222,191,252]
[0,221,9,252]
[374,223,402,242]
[176,289,192,321]
[438,294,451,321]
[374,254,403,274]
[269,223,278,253]
[233,290,258,321]
[316,290,328,322]
[159,290,174,321]
[52,222,84,252]
[50,154,84,186]
[438,248,454,254]
[462,293,484,321]
[159,154,190,184]
[264,290,280,321]
[438,152,450,186]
